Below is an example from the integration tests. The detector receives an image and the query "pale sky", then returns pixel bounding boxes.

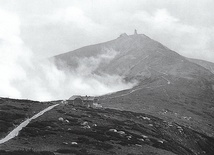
[0,0,214,62]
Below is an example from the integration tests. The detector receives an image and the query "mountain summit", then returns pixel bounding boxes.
[54,32,214,137]
[54,31,213,81]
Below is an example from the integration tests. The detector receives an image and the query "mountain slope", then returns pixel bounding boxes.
[54,33,214,81]
[188,58,214,74]
[54,32,214,137]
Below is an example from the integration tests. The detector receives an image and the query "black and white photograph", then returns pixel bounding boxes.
[0,0,214,154]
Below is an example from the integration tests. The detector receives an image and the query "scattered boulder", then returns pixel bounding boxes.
[63,142,68,145]
[141,135,148,138]
[142,116,151,120]
[138,138,144,142]
[135,144,142,147]
[157,139,164,143]
[47,126,52,129]
[117,131,125,135]
[109,129,117,132]
[58,117,64,121]
[81,121,88,126]
[82,125,91,129]
[71,142,78,145]
[127,135,132,140]
[81,121,91,129]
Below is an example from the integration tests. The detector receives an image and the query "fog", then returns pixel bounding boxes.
[0,9,135,101]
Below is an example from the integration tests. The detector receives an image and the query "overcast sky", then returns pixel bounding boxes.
[0,0,214,62]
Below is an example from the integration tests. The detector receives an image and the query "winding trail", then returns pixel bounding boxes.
[106,75,172,99]
[107,84,165,99]
[0,104,59,144]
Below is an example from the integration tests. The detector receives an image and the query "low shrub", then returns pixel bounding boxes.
[0,150,54,155]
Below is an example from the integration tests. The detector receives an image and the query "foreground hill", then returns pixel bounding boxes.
[54,32,214,137]
[0,98,214,155]
[0,98,49,139]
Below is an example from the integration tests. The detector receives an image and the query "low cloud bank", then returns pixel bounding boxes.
[0,10,135,101]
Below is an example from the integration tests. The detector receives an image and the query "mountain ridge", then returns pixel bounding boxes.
[188,58,214,74]
[53,32,214,137]
[54,32,214,84]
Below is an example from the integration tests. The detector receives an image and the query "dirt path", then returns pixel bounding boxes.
[0,104,59,144]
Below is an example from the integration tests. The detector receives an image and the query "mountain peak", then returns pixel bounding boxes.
[119,29,140,39]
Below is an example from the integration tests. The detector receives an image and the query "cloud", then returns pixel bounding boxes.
[76,48,118,75]
[129,8,214,62]
[140,9,196,33]
[51,6,105,33]
[0,9,135,101]
[14,51,134,101]
[6,1,212,63]
[132,9,197,38]
[0,9,32,98]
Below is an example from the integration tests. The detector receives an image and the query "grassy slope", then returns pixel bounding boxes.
[1,98,214,155]
[100,75,214,138]
[0,98,53,138]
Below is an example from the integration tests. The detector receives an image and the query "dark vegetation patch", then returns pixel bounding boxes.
[19,127,57,137]
[68,129,111,142]
[0,111,25,122]
[0,97,49,138]
[55,148,94,155]
[0,105,24,110]
[27,121,58,129]
[0,112,26,137]
[203,111,214,118]
[188,109,203,116]
[65,117,79,125]
[19,121,59,137]
[57,109,65,114]
[90,141,113,151]
[0,120,13,132]
[0,150,54,155]
[65,113,83,118]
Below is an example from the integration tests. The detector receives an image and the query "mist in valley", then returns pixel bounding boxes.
[0,9,135,101]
